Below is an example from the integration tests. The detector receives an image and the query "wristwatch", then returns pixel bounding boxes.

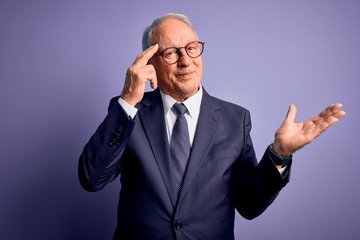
[268,144,292,167]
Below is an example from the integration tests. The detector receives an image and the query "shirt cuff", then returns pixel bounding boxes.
[118,98,138,119]
[278,166,287,176]
[267,145,292,178]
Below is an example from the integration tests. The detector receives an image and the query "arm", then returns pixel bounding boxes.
[78,102,135,192]
[233,103,345,219]
[232,110,290,220]
[78,44,159,192]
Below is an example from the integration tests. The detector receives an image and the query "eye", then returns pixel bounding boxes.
[186,43,199,54]
[163,48,178,59]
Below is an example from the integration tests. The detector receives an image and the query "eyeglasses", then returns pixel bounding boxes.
[156,41,205,65]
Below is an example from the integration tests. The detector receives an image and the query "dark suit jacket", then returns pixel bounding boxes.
[79,88,291,240]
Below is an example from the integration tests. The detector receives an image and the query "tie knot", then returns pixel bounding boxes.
[172,103,188,116]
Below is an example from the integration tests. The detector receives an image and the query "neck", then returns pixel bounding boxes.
[162,86,200,103]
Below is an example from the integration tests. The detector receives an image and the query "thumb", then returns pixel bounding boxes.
[149,75,158,89]
[285,104,297,123]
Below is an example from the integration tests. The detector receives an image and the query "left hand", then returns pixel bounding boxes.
[272,103,346,157]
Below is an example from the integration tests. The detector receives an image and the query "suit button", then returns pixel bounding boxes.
[109,140,117,146]
[174,221,182,230]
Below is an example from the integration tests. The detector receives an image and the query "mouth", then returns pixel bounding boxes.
[175,71,195,79]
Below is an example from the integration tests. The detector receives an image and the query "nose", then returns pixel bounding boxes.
[177,48,191,66]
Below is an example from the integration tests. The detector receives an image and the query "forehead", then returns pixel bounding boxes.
[152,18,197,48]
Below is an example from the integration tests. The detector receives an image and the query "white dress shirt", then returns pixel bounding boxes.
[160,87,202,145]
[118,87,202,145]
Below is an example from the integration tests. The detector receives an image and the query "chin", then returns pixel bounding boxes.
[178,83,199,95]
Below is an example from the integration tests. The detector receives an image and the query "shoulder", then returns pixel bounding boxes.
[202,88,250,116]
[202,88,253,132]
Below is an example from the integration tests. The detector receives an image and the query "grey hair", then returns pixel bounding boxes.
[142,13,197,51]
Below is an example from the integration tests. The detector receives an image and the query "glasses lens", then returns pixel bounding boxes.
[163,48,179,64]
[186,42,203,58]
[161,41,204,64]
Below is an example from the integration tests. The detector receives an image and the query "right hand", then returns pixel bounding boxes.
[120,44,159,106]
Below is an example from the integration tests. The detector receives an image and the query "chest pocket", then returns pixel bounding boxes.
[207,148,239,162]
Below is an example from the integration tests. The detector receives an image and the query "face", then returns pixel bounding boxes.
[149,18,203,102]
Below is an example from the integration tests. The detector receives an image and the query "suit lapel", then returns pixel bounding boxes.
[138,90,176,207]
[178,92,220,203]
[138,89,221,207]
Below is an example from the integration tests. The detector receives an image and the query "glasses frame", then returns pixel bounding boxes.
[155,41,205,65]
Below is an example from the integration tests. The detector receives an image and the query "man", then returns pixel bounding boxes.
[79,13,345,240]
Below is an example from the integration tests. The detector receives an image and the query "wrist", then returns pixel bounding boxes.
[272,141,292,157]
[120,93,138,107]
[269,144,292,167]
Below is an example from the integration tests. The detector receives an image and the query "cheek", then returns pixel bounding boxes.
[196,63,203,78]
[194,58,202,71]
[153,62,171,77]
[156,67,176,86]
[161,67,176,80]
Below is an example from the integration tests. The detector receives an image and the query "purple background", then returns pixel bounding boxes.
[1,0,359,239]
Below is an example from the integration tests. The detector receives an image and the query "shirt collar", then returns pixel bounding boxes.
[160,86,203,119]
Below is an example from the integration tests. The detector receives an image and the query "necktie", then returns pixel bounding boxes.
[170,103,191,198]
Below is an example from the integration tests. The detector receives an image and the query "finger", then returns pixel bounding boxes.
[133,44,159,67]
[142,65,158,89]
[312,104,346,133]
[321,108,346,128]
[284,104,297,123]
[330,103,345,115]
[336,109,346,119]
[127,64,156,82]
[316,116,339,134]
[325,103,345,121]
[141,64,157,77]
[149,75,158,89]
[123,65,156,92]
[311,103,344,125]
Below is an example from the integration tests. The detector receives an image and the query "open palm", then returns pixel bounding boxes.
[273,103,346,157]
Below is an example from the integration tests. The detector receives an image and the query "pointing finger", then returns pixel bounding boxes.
[133,44,159,67]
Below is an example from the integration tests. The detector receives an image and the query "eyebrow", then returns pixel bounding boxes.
[159,40,199,52]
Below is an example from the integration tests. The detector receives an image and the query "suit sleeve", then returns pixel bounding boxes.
[231,110,292,220]
[78,98,135,192]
